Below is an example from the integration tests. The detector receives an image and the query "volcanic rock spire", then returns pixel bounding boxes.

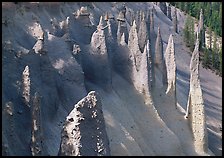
[140,40,153,94]
[164,34,176,108]
[128,20,142,72]
[120,32,126,46]
[89,16,111,89]
[185,37,208,154]
[58,91,110,156]
[22,65,30,107]
[117,21,122,44]
[31,92,43,156]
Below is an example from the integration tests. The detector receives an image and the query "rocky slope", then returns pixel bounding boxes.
[2,2,221,156]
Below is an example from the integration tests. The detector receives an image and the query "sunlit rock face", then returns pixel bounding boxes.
[58,91,110,156]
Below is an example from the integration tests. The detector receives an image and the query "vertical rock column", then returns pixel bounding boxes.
[22,65,30,107]
[128,20,142,85]
[58,91,110,156]
[164,34,177,108]
[139,40,153,97]
[88,16,111,89]
[185,37,208,154]
[30,92,43,156]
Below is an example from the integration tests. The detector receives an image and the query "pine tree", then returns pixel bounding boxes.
[202,48,210,68]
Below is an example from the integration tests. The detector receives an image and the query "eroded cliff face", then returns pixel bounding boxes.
[58,91,110,156]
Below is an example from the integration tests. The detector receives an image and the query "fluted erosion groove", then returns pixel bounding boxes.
[165,34,177,108]
[58,91,110,156]
[31,92,43,156]
[185,37,208,154]
[22,66,30,107]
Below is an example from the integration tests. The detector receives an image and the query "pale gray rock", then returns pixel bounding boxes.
[199,9,204,32]
[32,30,48,55]
[22,65,30,107]
[128,20,142,72]
[87,17,111,89]
[117,21,122,44]
[164,34,176,107]
[137,40,152,95]
[185,37,208,154]
[120,33,126,46]
[30,92,43,156]
[58,91,110,156]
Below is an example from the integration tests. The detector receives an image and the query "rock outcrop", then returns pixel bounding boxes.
[167,3,172,20]
[128,20,142,73]
[173,7,178,33]
[30,92,43,156]
[58,91,110,156]
[138,40,153,97]
[117,21,122,44]
[85,16,111,89]
[22,65,30,107]
[164,34,176,108]
[138,13,148,53]
[32,29,47,55]
[185,37,208,154]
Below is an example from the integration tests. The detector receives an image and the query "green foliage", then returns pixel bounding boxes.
[183,15,195,52]
[172,2,222,37]
[173,2,222,76]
